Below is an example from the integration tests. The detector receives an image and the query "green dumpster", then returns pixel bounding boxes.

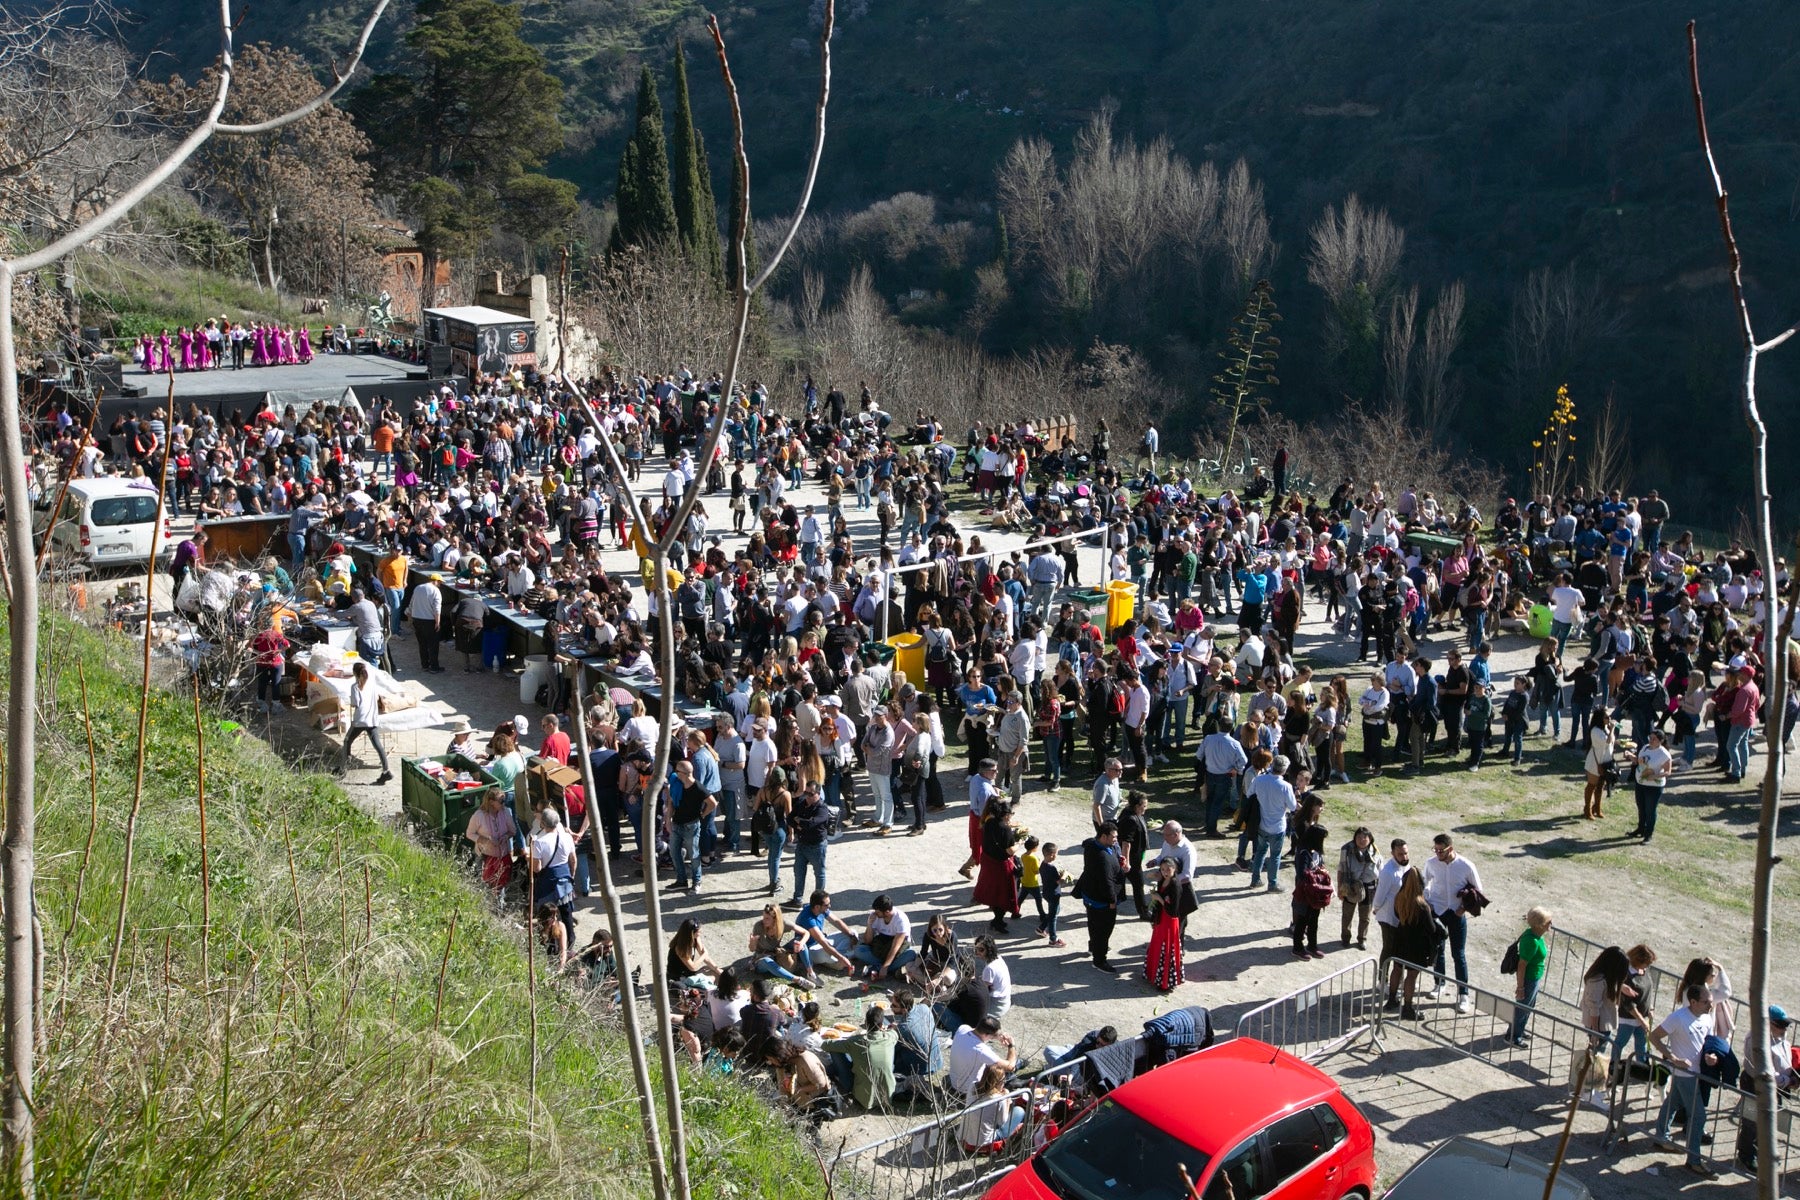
[861,640,897,665]
[1066,588,1108,614]
[402,754,500,846]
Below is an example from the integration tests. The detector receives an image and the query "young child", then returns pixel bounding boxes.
[1037,842,1064,947]
[1500,675,1531,765]
[1020,836,1044,926]
[1463,681,1493,770]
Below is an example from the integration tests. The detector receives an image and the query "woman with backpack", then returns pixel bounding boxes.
[1290,849,1334,959]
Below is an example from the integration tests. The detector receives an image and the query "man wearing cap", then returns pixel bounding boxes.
[1736,1004,1796,1172]
[994,691,1032,805]
[409,573,444,673]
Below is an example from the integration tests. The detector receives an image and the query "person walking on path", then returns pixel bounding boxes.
[338,661,392,785]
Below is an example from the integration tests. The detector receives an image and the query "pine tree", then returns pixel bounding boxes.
[669,46,723,279]
[726,147,759,291]
[610,66,679,258]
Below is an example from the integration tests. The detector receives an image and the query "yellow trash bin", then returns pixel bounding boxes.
[887,632,925,688]
[1105,580,1139,633]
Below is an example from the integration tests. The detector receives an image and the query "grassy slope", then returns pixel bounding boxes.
[76,254,310,341]
[17,614,813,1198]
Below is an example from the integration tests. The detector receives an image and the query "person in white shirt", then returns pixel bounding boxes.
[1422,833,1481,1011]
[1651,984,1721,1176]
[948,1016,1016,1098]
[745,720,778,792]
[1145,820,1195,882]
[1371,838,1416,1008]
[974,936,1012,1017]
[848,894,916,980]
[1122,674,1151,780]
[409,574,444,673]
[338,661,392,784]
[1548,571,1585,659]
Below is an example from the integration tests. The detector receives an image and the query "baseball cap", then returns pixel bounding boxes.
[1772,1005,1791,1026]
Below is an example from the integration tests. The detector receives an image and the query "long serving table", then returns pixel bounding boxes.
[340,538,723,729]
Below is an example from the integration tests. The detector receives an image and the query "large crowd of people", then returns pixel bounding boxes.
[33,353,1799,1170]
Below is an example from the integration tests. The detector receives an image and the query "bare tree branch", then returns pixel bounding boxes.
[1688,23,1792,1199]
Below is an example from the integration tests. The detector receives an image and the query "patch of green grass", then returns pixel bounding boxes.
[13,615,816,1199]
[77,254,308,341]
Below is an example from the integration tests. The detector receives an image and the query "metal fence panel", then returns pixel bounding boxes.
[1233,954,1384,1063]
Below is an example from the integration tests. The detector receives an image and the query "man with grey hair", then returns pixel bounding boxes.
[1248,755,1297,892]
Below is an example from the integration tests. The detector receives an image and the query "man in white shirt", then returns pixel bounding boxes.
[338,661,392,784]
[948,1017,1017,1098]
[1422,833,1481,1011]
[1122,672,1151,780]
[1651,984,1721,1177]
[848,894,916,980]
[1371,838,1416,1008]
[1248,758,1297,891]
[745,720,778,794]
[1145,820,1195,882]
[1548,571,1585,659]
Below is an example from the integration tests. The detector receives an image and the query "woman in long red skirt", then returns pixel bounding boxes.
[1144,859,1191,992]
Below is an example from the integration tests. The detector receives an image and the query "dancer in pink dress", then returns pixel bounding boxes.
[178,327,195,372]
[195,327,211,370]
[296,326,314,363]
[139,335,154,373]
[251,324,269,366]
[156,330,172,373]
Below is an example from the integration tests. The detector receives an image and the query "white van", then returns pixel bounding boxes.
[33,478,171,567]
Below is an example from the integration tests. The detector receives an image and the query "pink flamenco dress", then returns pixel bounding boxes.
[1143,878,1189,993]
[138,335,154,373]
[155,333,172,373]
[296,327,314,363]
[178,328,196,372]
[252,326,269,366]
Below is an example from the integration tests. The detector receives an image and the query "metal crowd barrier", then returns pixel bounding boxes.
[1233,954,1385,1063]
[1389,960,1793,1188]
[826,1043,1129,1200]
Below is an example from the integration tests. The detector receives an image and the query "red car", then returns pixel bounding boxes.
[981,1037,1378,1200]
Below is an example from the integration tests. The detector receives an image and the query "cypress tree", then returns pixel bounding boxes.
[669,46,723,279]
[609,66,678,258]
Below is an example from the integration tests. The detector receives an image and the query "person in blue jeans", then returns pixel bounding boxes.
[792,891,857,973]
[1247,757,1297,892]
[847,895,919,980]
[786,787,834,906]
[1509,908,1552,1045]
[1651,985,1723,1179]
[665,760,716,892]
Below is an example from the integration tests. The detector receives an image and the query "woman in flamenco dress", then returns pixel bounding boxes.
[296,325,314,363]
[138,334,154,373]
[1144,858,1194,993]
[177,326,195,372]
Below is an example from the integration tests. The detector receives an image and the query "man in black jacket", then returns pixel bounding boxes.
[1078,822,1127,972]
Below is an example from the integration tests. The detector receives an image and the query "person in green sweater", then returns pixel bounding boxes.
[1511,906,1554,1046]
[822,1004,898,1110]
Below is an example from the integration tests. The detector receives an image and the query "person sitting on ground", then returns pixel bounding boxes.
[821,1003,899,1111]
[948,1015,1018,1100]
[890,988,944,1089]
[958,1063,1027,1152]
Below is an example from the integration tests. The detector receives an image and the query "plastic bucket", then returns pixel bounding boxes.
[1105,580,1139,633]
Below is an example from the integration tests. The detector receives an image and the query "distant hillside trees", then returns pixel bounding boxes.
[148,43,382,295]
[350,0,567,303]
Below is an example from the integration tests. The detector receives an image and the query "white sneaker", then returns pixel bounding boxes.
[1455,996,1474,1015]
[1587,1092,1611,1112]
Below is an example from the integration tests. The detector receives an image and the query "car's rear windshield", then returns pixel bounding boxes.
[89,494,160,527]
[1034,1099,1211,1200]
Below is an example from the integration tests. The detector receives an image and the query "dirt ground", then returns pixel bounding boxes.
[117,447,1797,1197]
